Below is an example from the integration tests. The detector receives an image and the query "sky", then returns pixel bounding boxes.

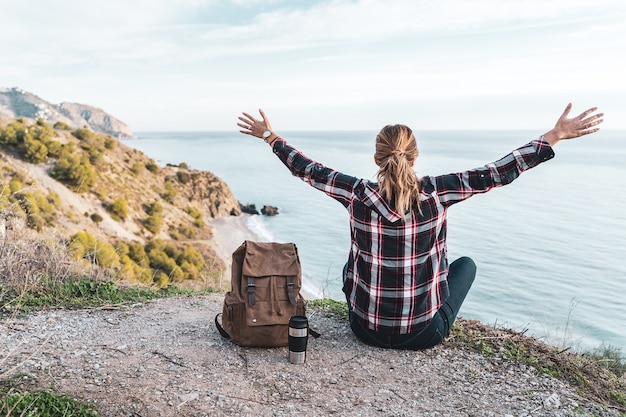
[1,0,625,132]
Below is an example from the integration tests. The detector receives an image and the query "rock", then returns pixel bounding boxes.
[240,203,259,215]
[543,393,561,408]
[261,205,279,216]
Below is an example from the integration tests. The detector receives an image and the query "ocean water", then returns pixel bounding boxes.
[127,129,626,352]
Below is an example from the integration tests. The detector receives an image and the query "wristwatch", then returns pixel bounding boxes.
[262,130,273,142]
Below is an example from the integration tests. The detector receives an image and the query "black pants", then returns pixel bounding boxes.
[345,257,476,350]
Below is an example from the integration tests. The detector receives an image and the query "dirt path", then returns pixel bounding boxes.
[1,295,620,417]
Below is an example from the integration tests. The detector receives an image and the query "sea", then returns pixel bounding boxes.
[126,129,626,353]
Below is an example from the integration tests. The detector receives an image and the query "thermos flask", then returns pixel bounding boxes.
[288,315,308,364]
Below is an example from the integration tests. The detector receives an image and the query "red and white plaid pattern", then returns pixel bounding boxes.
[273,136,555,334]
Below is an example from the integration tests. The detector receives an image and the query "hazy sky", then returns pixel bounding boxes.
[1,0,624,132]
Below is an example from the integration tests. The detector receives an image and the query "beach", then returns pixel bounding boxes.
[208,214,319,300]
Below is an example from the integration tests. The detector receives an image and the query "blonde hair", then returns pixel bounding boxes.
[375,124,421,218]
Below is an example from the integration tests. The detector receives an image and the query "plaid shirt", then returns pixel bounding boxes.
[273,136,555,334]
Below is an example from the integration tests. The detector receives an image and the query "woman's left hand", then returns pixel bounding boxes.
[237,108,272,138]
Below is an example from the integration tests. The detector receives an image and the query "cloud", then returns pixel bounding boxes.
[1,0,624,130]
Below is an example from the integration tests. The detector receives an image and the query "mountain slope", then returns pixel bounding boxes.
[0,116,241,288]
[0,87,133,138]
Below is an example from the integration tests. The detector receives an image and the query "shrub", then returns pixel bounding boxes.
[145,161,160,173]
[15,190,58,231]
[130,162,144,175]
[45,139,63,158]
[178,162,189,170]
[161,181,177,203]
[53,121,73,130]
[69,231,120,268]
[33,120,56,142]
[9,177,23,193]
[104,136,116,149]
[90,213,103,223]
[178,224,196,239]
[153,271,169,288]
[107,197,129,221]
[176,171,191,184]
[50,153,96,193]
[23,134,49,163]
[72,127,94,141]
[146,201,163,216]
[144,214,162,234]
[0,122,26,146]
[186,205,202,220]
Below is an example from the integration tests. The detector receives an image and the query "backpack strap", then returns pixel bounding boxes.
[286,276,297,306]
[214,313,231,339]
[247,276,256,306]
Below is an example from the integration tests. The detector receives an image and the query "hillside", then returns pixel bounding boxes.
[0,87,133,138]
[0,116,242,289]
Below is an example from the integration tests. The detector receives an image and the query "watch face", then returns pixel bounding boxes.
[263,130,271,138]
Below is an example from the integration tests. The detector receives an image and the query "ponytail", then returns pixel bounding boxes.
[375,125,421,219]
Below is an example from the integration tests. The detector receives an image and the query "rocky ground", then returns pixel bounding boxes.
[1,294,623,417]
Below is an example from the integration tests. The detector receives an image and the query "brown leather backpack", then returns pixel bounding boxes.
[215,241,306,347]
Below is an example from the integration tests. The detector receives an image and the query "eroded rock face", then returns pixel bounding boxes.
[0,87,133,138]
[165,169,241,218]
[57,102,133,138]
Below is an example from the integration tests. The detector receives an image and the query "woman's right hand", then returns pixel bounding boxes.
[543,103,604,146]
[237,108,278,145]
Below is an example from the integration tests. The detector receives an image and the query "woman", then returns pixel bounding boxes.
[237,104,603,350]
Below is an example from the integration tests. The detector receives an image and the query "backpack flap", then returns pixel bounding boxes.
[242,241,301,279]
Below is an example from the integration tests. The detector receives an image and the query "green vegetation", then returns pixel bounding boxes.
[143,201,164,234]
[161,180,177,203]
[53,120,73,130]
[145,161,160,173]
[130,162,144,175]
[185,205,206,228]
[69,231,120,269]
[106,197,129,221]
[144,239,206,286]
[72,127,94,141]
[308,298,349,320]
[0,173,59,232]
[176,170,191,184]
[2,276,200,314]
[0,119,65,164]
[50,153,96,193]
[14,190,60,231]
[1,379,99,417]
[0,120,114,194]
[63,230,214,288]
[104,136,116,150]
[90,212,103,223]
[23,134,49,163]
[449,319,626,411]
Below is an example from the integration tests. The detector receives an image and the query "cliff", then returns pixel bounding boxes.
[0,116,241,288]
[0,87,133,138]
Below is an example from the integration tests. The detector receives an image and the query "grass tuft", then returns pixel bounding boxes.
[1,377,99,417]
[307,298,349,320]
[449,318,626,412]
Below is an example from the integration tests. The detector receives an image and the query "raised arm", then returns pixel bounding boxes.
[542,103,604,147]
[237,108,279,147]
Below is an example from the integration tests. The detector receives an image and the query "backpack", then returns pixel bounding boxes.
[215,240,306,347]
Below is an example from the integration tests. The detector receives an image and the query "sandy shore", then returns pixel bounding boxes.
[208,214,319,299]
[208,214,267,263]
